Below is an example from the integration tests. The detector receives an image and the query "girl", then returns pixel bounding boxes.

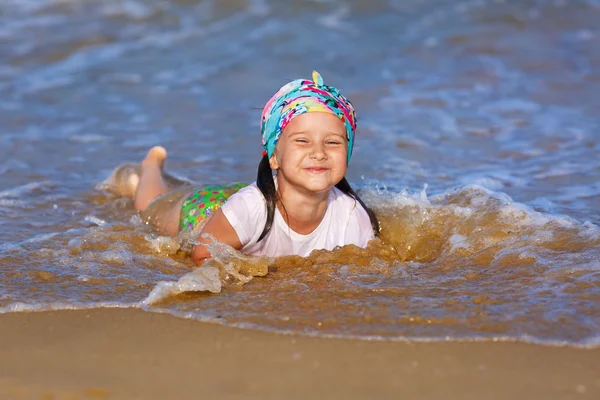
[109,71,379,265]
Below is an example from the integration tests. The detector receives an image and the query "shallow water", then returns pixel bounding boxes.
[1,0,599,347]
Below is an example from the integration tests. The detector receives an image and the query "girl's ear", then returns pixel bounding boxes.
[269,153,279,170]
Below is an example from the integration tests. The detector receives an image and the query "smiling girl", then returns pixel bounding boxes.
[117,71,379,265]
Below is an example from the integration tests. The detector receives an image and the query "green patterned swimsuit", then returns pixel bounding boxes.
[179,183,247,232]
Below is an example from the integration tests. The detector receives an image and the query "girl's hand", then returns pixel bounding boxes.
[191,208,243,266]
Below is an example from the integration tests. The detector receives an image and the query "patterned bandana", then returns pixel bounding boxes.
[260,71,357,164]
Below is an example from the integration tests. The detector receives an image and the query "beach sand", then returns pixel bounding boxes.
[0,309,598,400]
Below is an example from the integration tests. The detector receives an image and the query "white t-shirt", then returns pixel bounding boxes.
[221,183,374,257]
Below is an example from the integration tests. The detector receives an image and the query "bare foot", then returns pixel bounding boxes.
[141,146,168,169]
[102,147,167,200]
[101,146,193,199]
[134,146,170,211]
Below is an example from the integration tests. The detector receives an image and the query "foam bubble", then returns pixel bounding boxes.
[146,235,181,255]
[448,234,469,251]
[142,266,222,305]
[83,215,107,227]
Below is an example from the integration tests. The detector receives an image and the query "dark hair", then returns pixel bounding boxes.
[256,154,380,242]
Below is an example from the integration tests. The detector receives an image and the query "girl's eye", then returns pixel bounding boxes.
[295,139,309,143]
[327,141,342,145]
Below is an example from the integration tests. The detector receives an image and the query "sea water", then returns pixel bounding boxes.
[0,0,599,347]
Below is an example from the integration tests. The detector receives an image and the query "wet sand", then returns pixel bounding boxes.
[0,309,598,400]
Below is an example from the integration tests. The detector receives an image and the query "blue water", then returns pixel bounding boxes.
[0,0,599,347]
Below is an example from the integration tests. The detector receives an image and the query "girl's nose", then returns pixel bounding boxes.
[309,143,327,160]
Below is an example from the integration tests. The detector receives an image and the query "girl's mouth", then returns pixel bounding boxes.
[304,167,328,174]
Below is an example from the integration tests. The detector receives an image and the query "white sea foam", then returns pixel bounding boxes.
[0,301,132,314]
[141,266,222,305]
[447,234,469,251]
[459,175,505,190]
[449,205,474,218]
[0,181,55,198]
[145,235,181,255]
[84,215,107,227]
[365,184,432,209]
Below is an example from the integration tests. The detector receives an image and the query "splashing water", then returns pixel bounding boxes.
[1,0,599,347]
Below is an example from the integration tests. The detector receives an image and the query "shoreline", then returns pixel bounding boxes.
[1,308,599,399]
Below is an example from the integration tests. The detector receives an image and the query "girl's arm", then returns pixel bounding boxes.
[191,208,243,266]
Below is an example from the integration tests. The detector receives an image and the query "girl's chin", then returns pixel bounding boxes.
[300,181,335,193]
[278,174,341,194]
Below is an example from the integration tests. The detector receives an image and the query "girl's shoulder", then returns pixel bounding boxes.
[223,182,267,212]
[230,182,263,200]
[220,182,267,246]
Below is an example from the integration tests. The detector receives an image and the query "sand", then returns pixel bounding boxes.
[0,309,598,400]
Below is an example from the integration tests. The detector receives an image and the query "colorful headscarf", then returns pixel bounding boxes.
[260,71,357,164]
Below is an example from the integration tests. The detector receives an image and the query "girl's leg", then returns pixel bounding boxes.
[103,162,192,199]
[140,186,192,237]
[134,146,170,212]
[135,147,195,237]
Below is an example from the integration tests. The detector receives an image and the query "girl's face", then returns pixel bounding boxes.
[270,112,348,196]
